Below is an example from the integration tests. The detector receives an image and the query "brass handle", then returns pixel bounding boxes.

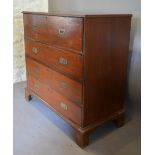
[33,83,39,91]
[47,83,52,90]
[32,67,39,73]
[58,57,68,65]
[32,24,38,30]
[60,81,68,89]
[32,47,38,54]
[60,102,68,110]
[58,28,65,36]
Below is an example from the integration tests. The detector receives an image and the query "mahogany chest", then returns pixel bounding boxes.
[23,12,132,147]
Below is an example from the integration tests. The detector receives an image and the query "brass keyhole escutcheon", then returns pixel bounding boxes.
[58,28,65,36]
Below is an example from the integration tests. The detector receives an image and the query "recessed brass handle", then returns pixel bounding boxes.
[47,83,52,90]
[58,57,68,65]
[58,28,65,36]
[32,67,39,73]
[32,24,38,30]
[60,81,68,89]
[33,83,39,91]
[32,47,38,54]
[60,101,68,110]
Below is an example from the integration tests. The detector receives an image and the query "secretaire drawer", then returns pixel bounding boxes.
[26,58,82,104]
[23,14,83,53]
[27,76,82,125]
[25,39,83,79]
[47,16,83,52]
[23,14,49,43]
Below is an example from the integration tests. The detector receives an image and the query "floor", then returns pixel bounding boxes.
[13,82,141,155]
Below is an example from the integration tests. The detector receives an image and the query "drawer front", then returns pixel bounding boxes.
[23,14,83,53]
[25,39,83,79]
[23,14,49,43]
[27,76,82,125]
[47,16,83,52]
[26,58,82,104]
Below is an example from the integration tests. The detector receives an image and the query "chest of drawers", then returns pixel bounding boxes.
[23,12,132,147]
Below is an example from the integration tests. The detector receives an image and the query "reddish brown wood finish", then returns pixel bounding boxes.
[25,39,83,79]
[23,14,49,43]
[83,16,132,127]
[47,16,83,52]
[114,112,125,128]
[75,130,90,148]
[27,76,82,125]
[23,12,132,147]
[23,14,83,53]
[26,58,82,104]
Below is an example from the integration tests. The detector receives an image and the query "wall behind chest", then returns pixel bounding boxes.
[13,0,48,83]
[48,0,141,110]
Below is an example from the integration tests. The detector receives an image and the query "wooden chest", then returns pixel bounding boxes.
[23,12,132,147]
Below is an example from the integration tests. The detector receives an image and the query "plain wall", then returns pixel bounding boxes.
[48,0,141,108]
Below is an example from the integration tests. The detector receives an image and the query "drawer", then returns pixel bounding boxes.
[23,14,49,43]
[47,16,83,52]
[23,14,83,53]
[26,58,82,104]
[27,76,82,125]
[25,39,83,79]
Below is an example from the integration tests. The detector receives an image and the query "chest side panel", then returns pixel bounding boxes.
[83,16,132,127]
